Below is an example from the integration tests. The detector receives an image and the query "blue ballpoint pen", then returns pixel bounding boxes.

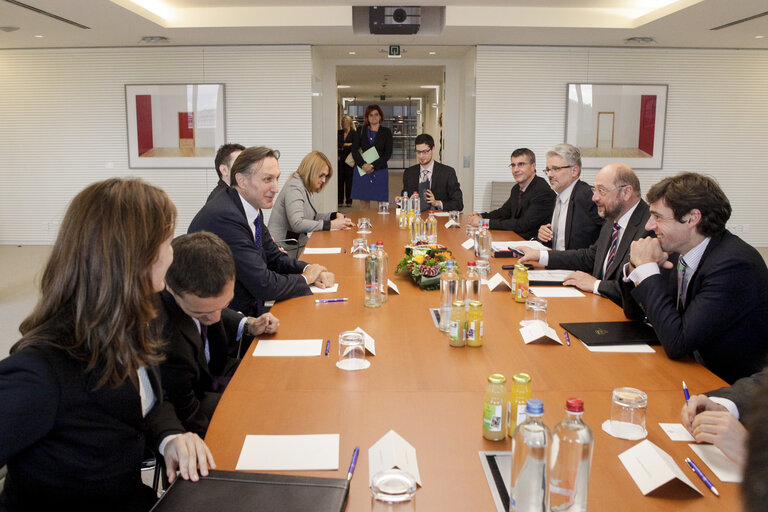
[315,298,349,303]
[347,447,359,480]
[564,331,571,346]
[683,380,690,403]
[685,457,719,496]
[324,339,330,356]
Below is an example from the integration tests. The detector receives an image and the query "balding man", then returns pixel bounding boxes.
[518,163,651,305]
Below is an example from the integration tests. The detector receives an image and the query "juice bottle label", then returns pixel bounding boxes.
[483,403,503,432]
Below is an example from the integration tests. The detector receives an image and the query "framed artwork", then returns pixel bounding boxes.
[125,84,225,168]
[565,83,668,169]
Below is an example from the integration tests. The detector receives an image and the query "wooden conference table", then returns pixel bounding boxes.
[205,212,738,511]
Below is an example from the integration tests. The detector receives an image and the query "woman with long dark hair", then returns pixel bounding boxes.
[0,178,214,511]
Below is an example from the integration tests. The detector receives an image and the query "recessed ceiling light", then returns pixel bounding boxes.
[34,35,44,38]
[348,51,356,55]
[429,51,436,55]
[756,35,765,39]
[337,85,351,89]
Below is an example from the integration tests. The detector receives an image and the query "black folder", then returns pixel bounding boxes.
[150,470,350,512]
[560,321,660,346]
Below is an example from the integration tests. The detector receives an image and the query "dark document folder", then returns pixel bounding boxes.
[151,470,349,512]
[560,321,659,346]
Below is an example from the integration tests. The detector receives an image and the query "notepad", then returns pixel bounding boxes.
[304,247,342,254]
[252,339,323,357]
[236,434,340,471]
[530,287,585,298]
[311,283,339,294]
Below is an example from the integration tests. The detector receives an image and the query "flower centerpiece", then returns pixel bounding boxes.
[395,242,454,290]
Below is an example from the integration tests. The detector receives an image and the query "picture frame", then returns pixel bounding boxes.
[125,84,225,168]
[565,83,668,169]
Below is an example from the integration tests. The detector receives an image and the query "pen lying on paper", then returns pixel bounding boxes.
[685,457,719,497]
[315,298,349,303]
[347,447,359,480]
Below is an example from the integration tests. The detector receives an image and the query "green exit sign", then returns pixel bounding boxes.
[388,45,401,58]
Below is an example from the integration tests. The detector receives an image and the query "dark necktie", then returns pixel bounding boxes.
[604,223,621,277]
[253,214,262,248]
[200,324,210,364]
[515,188,523,217]
[677,257,689,312]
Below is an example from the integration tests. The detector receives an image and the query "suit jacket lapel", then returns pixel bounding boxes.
[604,202,645,278]
[682,234,723,309]
[563,194,576,248]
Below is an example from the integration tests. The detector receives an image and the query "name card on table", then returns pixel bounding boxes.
[445,219,461,228]
[462,238,474,250]
[352,327,377,356]
[485,273,511,291]
[368,430,422,486]
[618,439,702,496]
[520,322,562,345]
[387,279,400,295]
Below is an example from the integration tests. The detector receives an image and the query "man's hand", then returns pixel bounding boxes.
[691,411,748,466]
[302,264,327,285]
[630,237,674,269]
[331,215,354,230]
[467,213,483,227]
[537,224,553,243]
[516,247,541,265]
[424,190,442,210]
[681,394,728,432]
[164,432,215,484]
[563,271,598,292]
[248,313,280,336]
[362,163,374,174]
[314,271,335,288]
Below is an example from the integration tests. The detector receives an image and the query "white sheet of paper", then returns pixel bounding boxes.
[444,219,461,228]
[462,238,474,250]
[689,444,743,483]
[432,211,450,217]
[660,423,695,441]
[485,273,511,291]
[387,279,400,294]
[492,240,549,252]
[353,326,376,356]
[618,439,702,496]
[527,270,573,283]
[530,286,585,298]
[520,322,562,345]
[303,247,342,254]
[310,283,339,294]
[368,430,422,486]
[235,434,340,471]
[252,339,323,357]
[584,343,656,353]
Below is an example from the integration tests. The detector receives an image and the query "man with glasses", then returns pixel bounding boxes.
[622,172,768,384]
[402,133,463,212]
[518,163,651,305]
[536,144,602,251]
[468,148,555,240]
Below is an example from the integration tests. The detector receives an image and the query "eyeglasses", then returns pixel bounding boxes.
[319,173,330,180]
[415,149,432,155]
[508,161,532,169]
[544,165,573,173]
[590,184,628,196]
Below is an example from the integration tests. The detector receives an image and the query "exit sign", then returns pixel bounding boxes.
[388,45,401,58]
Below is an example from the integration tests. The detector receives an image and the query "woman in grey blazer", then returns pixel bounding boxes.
[268,151,353,258]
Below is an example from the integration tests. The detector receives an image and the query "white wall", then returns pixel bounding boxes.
[475,46,768,246]
[0,46,312,243]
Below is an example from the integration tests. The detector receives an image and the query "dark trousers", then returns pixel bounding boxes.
[338,160,353,205]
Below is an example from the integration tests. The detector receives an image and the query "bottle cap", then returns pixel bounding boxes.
[467,261,476,266]
[565,397,584,413]
[452,300,465,307]
[369,244,377,250]
[445,260,455,267]
[469,301,482,308]
[488,373,506,384]
[512,373,531,384]
[377,241,383,246]
[429,210,435,214]
[526,398,544,415]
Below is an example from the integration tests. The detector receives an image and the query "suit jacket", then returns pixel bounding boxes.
[544,179,603,251]
[482,175,556,240]
[188,187,310,317]
[157,290,243,436]
[402,161,464,212]
[708,367,768,422]
[206,178,228,204]
[351,125,393,170]
[623,231,768,384]
[547,200,651,305]
[0,344,184,511]
[267,173,333,258]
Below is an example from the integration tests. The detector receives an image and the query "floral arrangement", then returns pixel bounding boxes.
[395,242,454,290]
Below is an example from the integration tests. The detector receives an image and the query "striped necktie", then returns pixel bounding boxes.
[253,214,262,248]
[604,223,621,276]
[201,324,210,363]
[677,257,689,312]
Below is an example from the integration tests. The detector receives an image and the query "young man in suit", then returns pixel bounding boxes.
[402,133,463,212]
[159,232,279,436]
[536,143,602,250]
[206,143,244,203]
[467,147,555,240]
[623,172,768,384]
[189,146,335,316]
[518,163,651,305]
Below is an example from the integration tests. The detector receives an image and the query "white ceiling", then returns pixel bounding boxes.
[0,0,766,50]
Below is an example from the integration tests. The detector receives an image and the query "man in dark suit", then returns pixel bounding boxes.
[189,146,335,316]
[206,143,244,203]
[623,172,768,384]
[402,133,463,211]
[467,147,555,240]
[519,163,651,305]
[159,232,279,436]
[536,143,602,250]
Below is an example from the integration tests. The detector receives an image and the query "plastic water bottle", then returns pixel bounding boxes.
[475,219,493,259]
[426,210,438,243]
[410,215,425,244]
[439,261,460,331]
[510,398,550,512]
[364,244,381,308]
[376,241,389,303]
[549,398,593,512]
[411,191,421,216]
[464,261,481,306]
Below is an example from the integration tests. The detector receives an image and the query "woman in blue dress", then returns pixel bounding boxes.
[351,104,393,209]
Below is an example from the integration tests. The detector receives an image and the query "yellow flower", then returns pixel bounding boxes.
[413,254,425,264]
